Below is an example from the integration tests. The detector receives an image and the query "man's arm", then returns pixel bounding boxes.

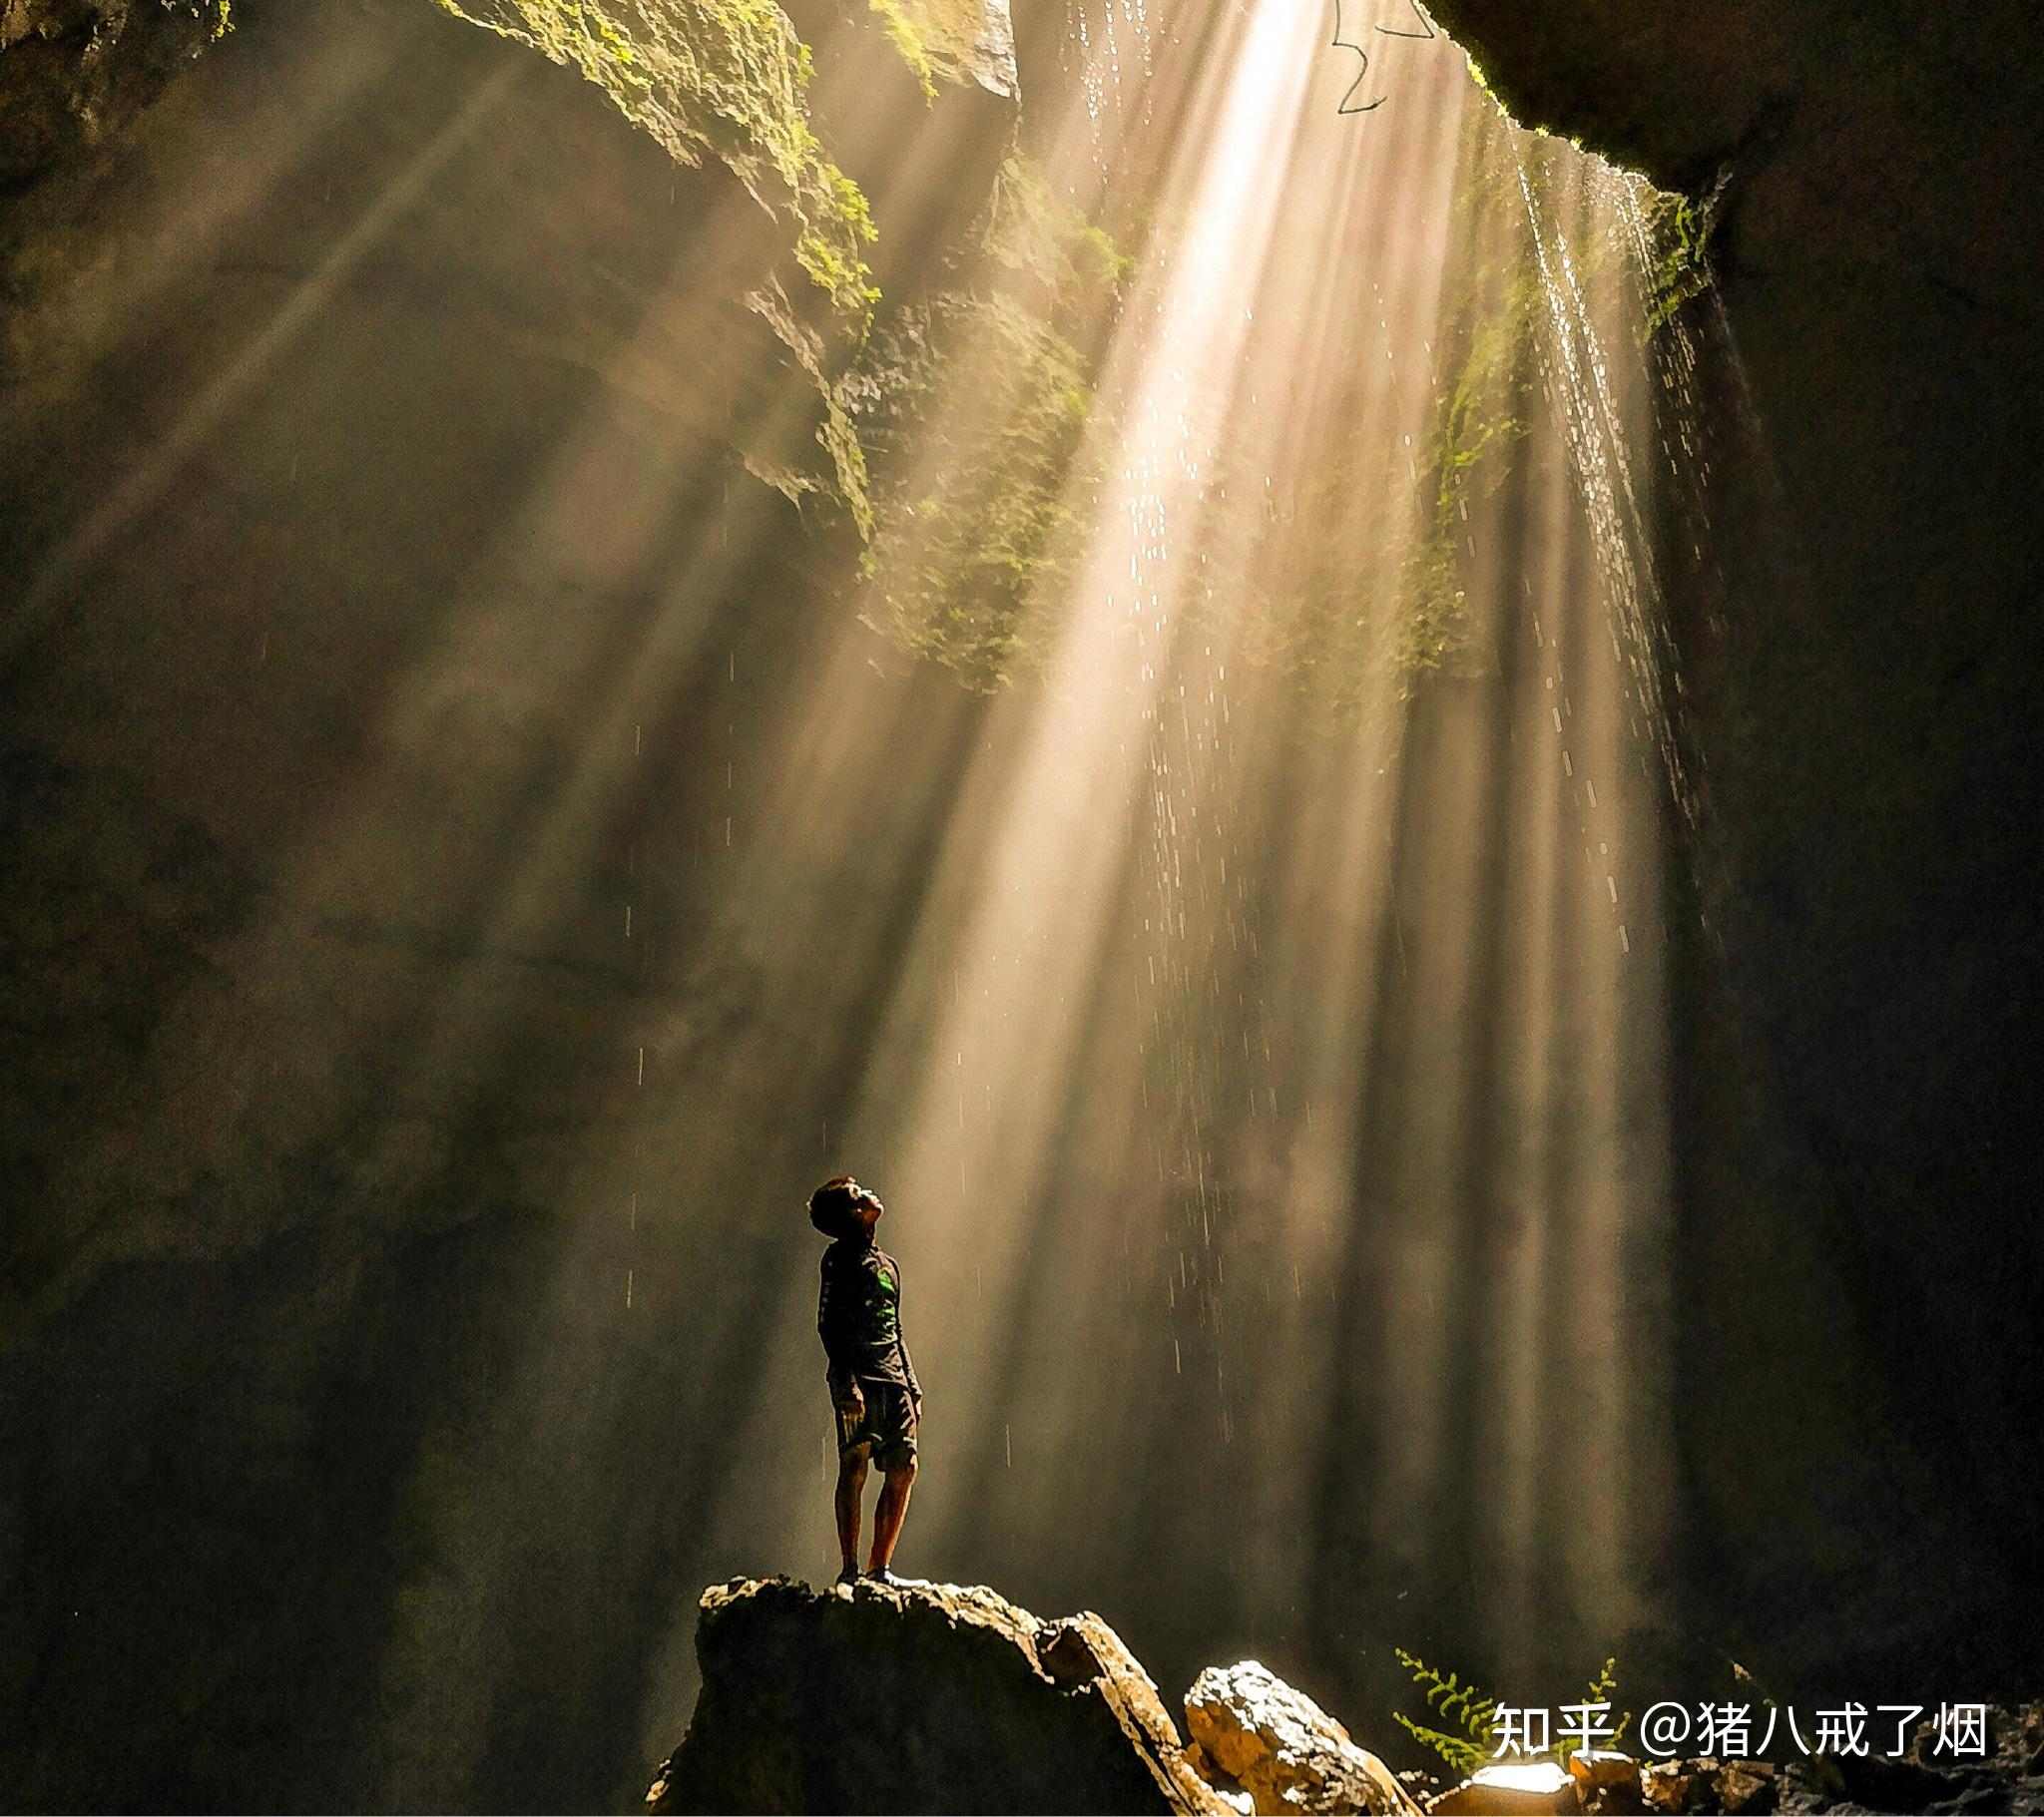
[818,1254,863,1412]
[897,1259,922,1404]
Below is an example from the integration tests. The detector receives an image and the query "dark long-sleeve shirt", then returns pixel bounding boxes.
[818,1237,920,1402]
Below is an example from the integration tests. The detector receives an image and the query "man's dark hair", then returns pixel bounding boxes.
[808,1175,862,1240]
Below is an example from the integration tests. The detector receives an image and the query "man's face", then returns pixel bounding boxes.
[852,1186,884,1234]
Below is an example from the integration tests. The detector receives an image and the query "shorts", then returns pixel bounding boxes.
[835,1379,919,1472]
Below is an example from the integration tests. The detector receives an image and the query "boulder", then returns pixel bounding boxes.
[646,1576,1233,1814]
[1182,1661,1420,1816]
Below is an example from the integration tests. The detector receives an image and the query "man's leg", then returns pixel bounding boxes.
[834,1445,869,1575]
[866,1454,916,1573]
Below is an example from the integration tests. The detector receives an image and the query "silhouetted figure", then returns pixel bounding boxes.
[809,1175,922,1586]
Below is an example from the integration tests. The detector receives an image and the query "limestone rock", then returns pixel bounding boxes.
[963,0,1017,99]
[646,1576,1233,1814]
[1641,1757,1775,1815]
[1182,1661,1420,1816]
[0,0,218,189]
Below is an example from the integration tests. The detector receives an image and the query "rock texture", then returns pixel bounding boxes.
[1569,1750,1647,1815]
[1641,1758,1772,1815]
[0,4,1013,1809]
[1422,0,2044,1690]
[645,1577,1233,1815]
[0,0,221,192]
[1183,1661,1418,1816]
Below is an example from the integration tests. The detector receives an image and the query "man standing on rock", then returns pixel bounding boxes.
[810,1175,921,1587]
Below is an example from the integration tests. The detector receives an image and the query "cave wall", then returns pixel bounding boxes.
[0,3,1013,1807]
[5,0,2044,1805]
[1427,0,2044,1686]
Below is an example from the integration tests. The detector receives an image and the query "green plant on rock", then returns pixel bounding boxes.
[861,0,1004,98]
[1392,113,1542,691]
[847,290,1096,686]
[1400,295,1531,687]
[1392,1648,1633,1776]
[744,277,876,538]
[1392,1648,1501,1776]
[161,0,234,35]
[1643,167,1728,329]
[1574,1654,1632,1760]
[977,153,1132,303]
[434,0,878,316]
[843,154,1126,687]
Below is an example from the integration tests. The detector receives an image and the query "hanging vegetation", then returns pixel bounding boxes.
[864,0,1017,99]
[1641,167,1727,328]
[843,154,1128,688]
[433,0,879,316]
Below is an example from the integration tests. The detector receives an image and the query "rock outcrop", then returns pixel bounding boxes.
[646,1577,1235,1815]
[1420,0,2044,1691]
[1182,1661,1418,1816]
[0,0,223,193]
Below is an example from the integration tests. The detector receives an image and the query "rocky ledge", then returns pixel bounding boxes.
[647,1578,2044,1816]
[644,1576,1417,1815]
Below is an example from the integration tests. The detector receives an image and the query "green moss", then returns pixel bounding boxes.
[847,290,1097,687]
[745,277,875,538]
[1393,120,1539,689]
[434,0,877,316]
[160,0,234,36]
[863,0,1009,98]
[843,156,1126,687]
[977,153,1132,300]
[1643,166,1728,328]
[864,0,940,97]
[1399,295,1530,684]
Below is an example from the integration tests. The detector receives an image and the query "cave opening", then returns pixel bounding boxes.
[3,0,2041,1810]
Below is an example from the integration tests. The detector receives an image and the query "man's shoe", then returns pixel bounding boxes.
[863,1567,922,1589]
[833,1564,860,1588]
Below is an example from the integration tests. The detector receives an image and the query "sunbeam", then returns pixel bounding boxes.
[23,0,1998,1804]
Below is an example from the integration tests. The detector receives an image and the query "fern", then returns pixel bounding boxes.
[1562,1655,1632,1762]
[1391,1647,1634,1773]
[1392,1647,1499,1775]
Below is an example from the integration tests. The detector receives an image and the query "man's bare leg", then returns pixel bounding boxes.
[866,1456,917,1573]
[834,1447,869,1575]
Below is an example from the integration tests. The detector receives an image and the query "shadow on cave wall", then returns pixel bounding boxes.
[0,4,1002,1807]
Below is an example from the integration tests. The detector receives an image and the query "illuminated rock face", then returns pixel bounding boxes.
[646,1576,1234,1815]
[1183,1661,1419,1816]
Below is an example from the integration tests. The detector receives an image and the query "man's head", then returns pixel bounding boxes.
[808,1175,884,1241]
